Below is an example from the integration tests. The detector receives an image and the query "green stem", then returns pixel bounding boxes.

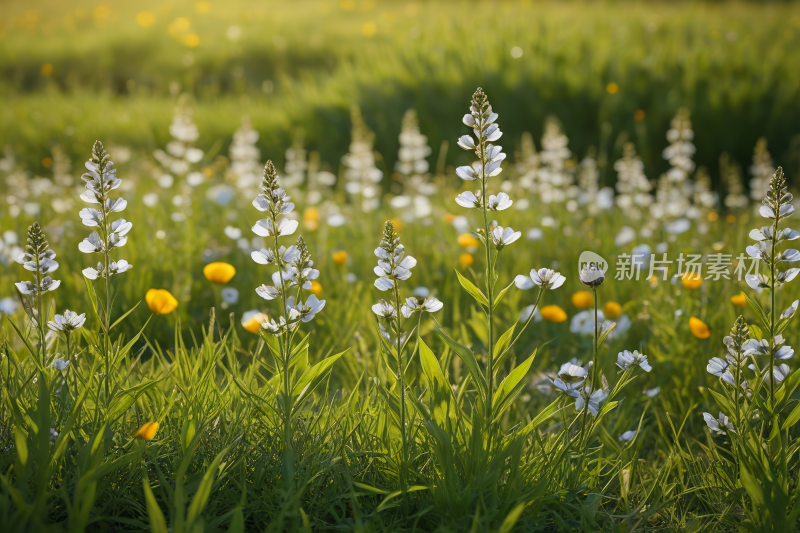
[392,282,407,496]
[477,112,495,444]
[769,218,777,405]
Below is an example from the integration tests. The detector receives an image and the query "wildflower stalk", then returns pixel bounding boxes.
[78,141,132,410]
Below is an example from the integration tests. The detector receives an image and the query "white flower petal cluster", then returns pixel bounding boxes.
[575,386,608,417]
[745,168,799,290]
[48,310,86,333]
[343,106,383,212]
[615,142,653,220]
[400,296,443,318]
[514,268,565,291]
[250,162,325,336]
[79,142,132,280]
[391,109,435,219]
[229,116,262,191]
[616,350,652,372]
[14,223,61,295]
[536,118,576,205]
[153,95,204,187]
[372,300,396,319]
[619,430,637,442]
[703,412,734,435]
[489,226,521,249]
[749,138,774,202]
[373,225,417,292]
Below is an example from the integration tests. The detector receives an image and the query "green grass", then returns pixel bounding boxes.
[3,1,800,531]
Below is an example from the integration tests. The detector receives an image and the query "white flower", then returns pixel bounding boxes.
[455,190,481,209]
[777,268,800,284]
[515,268,565,291]
[618,430,637,442]
[372,300,396,319]
[616,350,652,372]
[53,359,70,371]
[400,296,443,318]
[781,300,799,320]
[570,310,605,336]
[745,273,770,289]
[455,165,478,181]
[486,192,512,211]
[556,362,587,384]
[774,364,791,383]
[252,218,299,237]
[706,357,729,376]
[575,388,607,416]
[256,285,280,300]
[703,412,734,435]
[643,387,660,397]
[47,310,86,332]
[489,226,521,248]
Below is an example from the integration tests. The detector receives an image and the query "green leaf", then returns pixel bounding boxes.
[708,388,737,419]
[597,321,616,346]
[376,485,428,512]
[493,280,516,310]
[13,426,28,467]
[186,445,231,527]
[744,293,770,330]
[455,269,489,308]
[143,477,169,533]
[110,300,142,330]
[782,402,800,430]
[436,326,487,402]
[519,398,562,437]
[292,349,348,412]
[493,324,516,370]
[493,350,537,423]
[749,323,764,342]
[419,338,457,425]
[498,502,526,533]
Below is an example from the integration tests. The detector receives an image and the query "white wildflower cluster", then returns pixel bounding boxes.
[152,95,205,190]
[455,88,521,249]
[390,109,435,220]
[228,116,262,192]
[343,106,383,212]
[576,151,614,215]
[513,132,539,203]
[15,222,61,296]
[721,153,748,210]
[0,230,23,267]
[536,118,576,205]
[704,171,800,437]
[691,167,718,232]
[282,135,307,190]
[749,137,774,202]
[651,108,695,232]
[372,221,442,339]
[251,162,325,335]
[745,168,799,291]
[614,142,653,221]
[78,142,133,281]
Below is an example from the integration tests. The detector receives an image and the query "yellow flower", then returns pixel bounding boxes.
[390,218,404,232]
[132,421,159,441]
[242,312,268,333]
[203,262,236,284]
[606,82,619,94]
[647,275,658,287]
[681,272,703,289]
[304,207,319,221]
[689,317,711,339]
[309,280,322,296]
[136,11,155,27]
[459,253,474,268]
[41,63,53,76]
[146,289,178,315]
[444,213,457,224]
[604,301,622,318]
[731,293,747,307]
[541,305,567,323]
[571,290,594,309]
[332,250,348,265]
[457,233,479,248]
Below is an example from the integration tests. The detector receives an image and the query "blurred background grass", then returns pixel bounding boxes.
[2,0,800,184]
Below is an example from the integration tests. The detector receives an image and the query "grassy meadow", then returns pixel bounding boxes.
[2,1,800,531]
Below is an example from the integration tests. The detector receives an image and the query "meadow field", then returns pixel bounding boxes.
[2,0,800,531]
